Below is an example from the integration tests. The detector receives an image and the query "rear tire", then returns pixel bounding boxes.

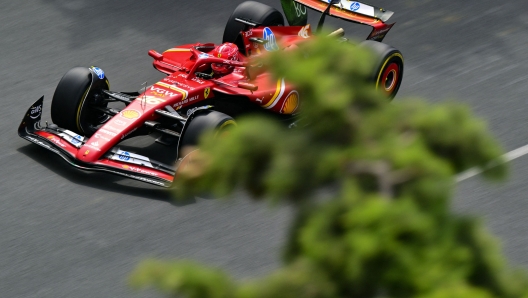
[178,110,236,158]
[223,1,284,45]
[51,67,110,136]
[360,40,404,100]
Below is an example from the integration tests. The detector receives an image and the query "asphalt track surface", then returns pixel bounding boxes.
[2,0,528,297]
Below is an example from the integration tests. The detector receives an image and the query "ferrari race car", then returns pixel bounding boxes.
[18,0,404,187]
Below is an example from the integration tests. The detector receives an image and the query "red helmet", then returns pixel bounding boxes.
[210,43,239,75]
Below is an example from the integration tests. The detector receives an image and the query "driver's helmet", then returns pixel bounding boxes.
[210,43,239,75]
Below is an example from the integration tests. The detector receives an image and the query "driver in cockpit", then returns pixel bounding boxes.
[209,42,242,76]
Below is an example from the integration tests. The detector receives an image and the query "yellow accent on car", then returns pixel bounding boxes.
[262,79,282,108]
[215,120,236,138]
[76,87,91,133]
[375,53,403,90]
[155,82,188,100]
[164,48,191,53]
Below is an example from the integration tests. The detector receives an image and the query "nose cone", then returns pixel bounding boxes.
[75,110,141,162]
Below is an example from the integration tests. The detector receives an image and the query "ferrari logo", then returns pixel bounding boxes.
[84,150,90,155]
[217,53,222,58]
[204,87,211,99]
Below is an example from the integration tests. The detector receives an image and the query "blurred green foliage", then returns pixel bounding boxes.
[130,36,527,297]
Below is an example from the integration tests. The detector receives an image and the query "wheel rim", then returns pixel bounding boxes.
[380,62,399,95]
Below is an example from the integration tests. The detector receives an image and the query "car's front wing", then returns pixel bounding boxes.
[18,97,177,188]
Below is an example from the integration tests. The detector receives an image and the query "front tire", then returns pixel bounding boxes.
[178,110,236,158]
[360,41,404,100]
[51,67,110,136]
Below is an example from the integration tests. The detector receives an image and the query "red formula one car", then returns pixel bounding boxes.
[18,0,403,187]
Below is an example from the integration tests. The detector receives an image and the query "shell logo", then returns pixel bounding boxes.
[122,165,130,170]
[121,110,140,119]
[281,91,299,114]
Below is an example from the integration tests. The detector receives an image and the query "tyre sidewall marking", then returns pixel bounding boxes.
[214,119,236,139]
[76,86,92,134]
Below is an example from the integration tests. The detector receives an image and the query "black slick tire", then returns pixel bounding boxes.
[178,111,236,158]
[360,40,404,100]
[223,1,284,45]
[51,67,109,136]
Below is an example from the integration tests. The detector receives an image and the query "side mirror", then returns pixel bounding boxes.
[238,82,258,91]
[148,50,163,60]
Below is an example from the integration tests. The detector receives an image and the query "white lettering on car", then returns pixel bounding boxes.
[122,165,159,177]
[150,86,179,97]
[30,104,42,119]
[99,129,117,137]
[95,133,111,141]
[84,144,101,152]
[47,136,66,148]
[121,128,137,139]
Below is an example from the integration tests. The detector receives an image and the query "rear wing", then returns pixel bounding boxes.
[281,0,395,42]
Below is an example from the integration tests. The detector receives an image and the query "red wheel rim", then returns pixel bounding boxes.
[380,62,399,95]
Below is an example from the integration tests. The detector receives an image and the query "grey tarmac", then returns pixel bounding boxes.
[1,0,527,297]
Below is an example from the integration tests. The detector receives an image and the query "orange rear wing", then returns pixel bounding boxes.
[292,0,395,41]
